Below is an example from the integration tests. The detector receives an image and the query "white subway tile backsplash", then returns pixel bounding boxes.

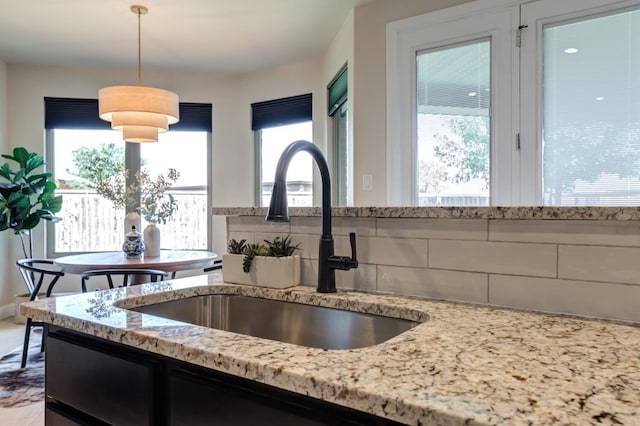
[228,216,290,233]
[559,245,640,285]
[290,217,322,234]
[300,258,316,287]
[334,217,377,236]
[490,220,640,246]
[299,259,376,291]
[291,234,319,260]
[337,264,377,292]
[429,240,557,277]
[295,234,365,261]
[377,218,487,240]
[226,231,255,246]
[226,215,640,323]
[378,266,488,303]
[358,236,428,267]
[290,217,376,236]
[490,275,640,323]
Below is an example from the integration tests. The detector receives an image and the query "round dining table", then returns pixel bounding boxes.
[54,250,218,278]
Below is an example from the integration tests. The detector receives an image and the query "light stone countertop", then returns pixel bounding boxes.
[22,274,640,425]
[211,206,640,220]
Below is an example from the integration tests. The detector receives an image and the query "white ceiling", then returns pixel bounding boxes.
[0,0,370,74]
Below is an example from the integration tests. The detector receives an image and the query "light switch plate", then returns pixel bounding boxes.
[363,174,373,191]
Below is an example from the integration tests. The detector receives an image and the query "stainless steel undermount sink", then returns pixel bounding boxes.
[130,294,420,349]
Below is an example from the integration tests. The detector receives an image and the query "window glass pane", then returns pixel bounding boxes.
[334,103,350,206]
[52,129,126,253]
[260,121,313,207]
[141,131,208,250]
[52,129,208,253]
[543,9,640,205]
[416,40,490,206]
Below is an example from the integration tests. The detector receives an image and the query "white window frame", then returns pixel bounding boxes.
[387,0,519,206]
[519,0,640,204]
[387,0,640,206]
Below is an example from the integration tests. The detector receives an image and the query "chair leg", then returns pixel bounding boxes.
[21,318,32,369]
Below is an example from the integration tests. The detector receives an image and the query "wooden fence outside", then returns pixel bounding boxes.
[54,190,208,253]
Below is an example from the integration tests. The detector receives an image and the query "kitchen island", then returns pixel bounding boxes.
[22,273,640,425]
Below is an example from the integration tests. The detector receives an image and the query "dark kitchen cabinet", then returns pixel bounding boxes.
[45,329,160,425]
[45,326,402,425]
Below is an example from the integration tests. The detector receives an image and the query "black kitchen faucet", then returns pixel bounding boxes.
[266,140,358,293]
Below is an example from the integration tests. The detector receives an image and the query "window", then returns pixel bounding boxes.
[333,104,350,206]
[527,1,640,205]
[387,2,513,205]
[328,66,351,206]
[45,98,212,256]
[251,94,313,207]
[388,0,640,206]
[416,40,490,206]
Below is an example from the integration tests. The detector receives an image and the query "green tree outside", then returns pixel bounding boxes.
[432,115,490,190]
[68,143,125,188]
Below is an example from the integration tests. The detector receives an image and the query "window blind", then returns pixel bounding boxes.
[416,40,490,116]
[44,97,212,132]
[44,97,109,130]
[328,66,347,116]
[251,93,312,131]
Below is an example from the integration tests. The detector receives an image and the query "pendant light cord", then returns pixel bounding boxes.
[137,8,142,85]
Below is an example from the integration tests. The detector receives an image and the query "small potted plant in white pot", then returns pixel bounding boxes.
[223,235,301,288]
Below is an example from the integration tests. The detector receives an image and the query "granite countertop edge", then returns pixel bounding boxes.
[22,274,640,425]
[211,206,640,220]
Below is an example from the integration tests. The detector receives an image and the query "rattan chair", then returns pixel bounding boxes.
[81,269,168,292]
[15,259,65,368]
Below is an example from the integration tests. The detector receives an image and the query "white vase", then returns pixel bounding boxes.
[124,212,141,235]
[143,224,161,257]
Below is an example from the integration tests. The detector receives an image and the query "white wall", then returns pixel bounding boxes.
[0,59,12,318]
[351,0,473,205]
[0,0,480,313]
[3,65,246,297]
[1,58,325,303]
[323,9,355,205]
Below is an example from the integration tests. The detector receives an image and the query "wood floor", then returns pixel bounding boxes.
[0,317,44,426]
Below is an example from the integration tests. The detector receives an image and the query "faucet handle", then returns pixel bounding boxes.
[327,232,359,271]
[349,232,358,264]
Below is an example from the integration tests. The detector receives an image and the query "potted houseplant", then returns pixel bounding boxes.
[95,168,179,256]
[1,147,63,322]
[223,235,301,288]
[0,147,63,259]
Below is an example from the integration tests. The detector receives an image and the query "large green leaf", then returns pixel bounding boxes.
[21,212,41,230]
[0,211,9,231]
[11,147,31,168]
[0,163,11,180]
[0,193,7,230]
[41,194,63,212]
[25,154,44,174]
[0,147,63,236]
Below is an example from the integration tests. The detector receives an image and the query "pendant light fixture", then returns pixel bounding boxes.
[98,5,179,143]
